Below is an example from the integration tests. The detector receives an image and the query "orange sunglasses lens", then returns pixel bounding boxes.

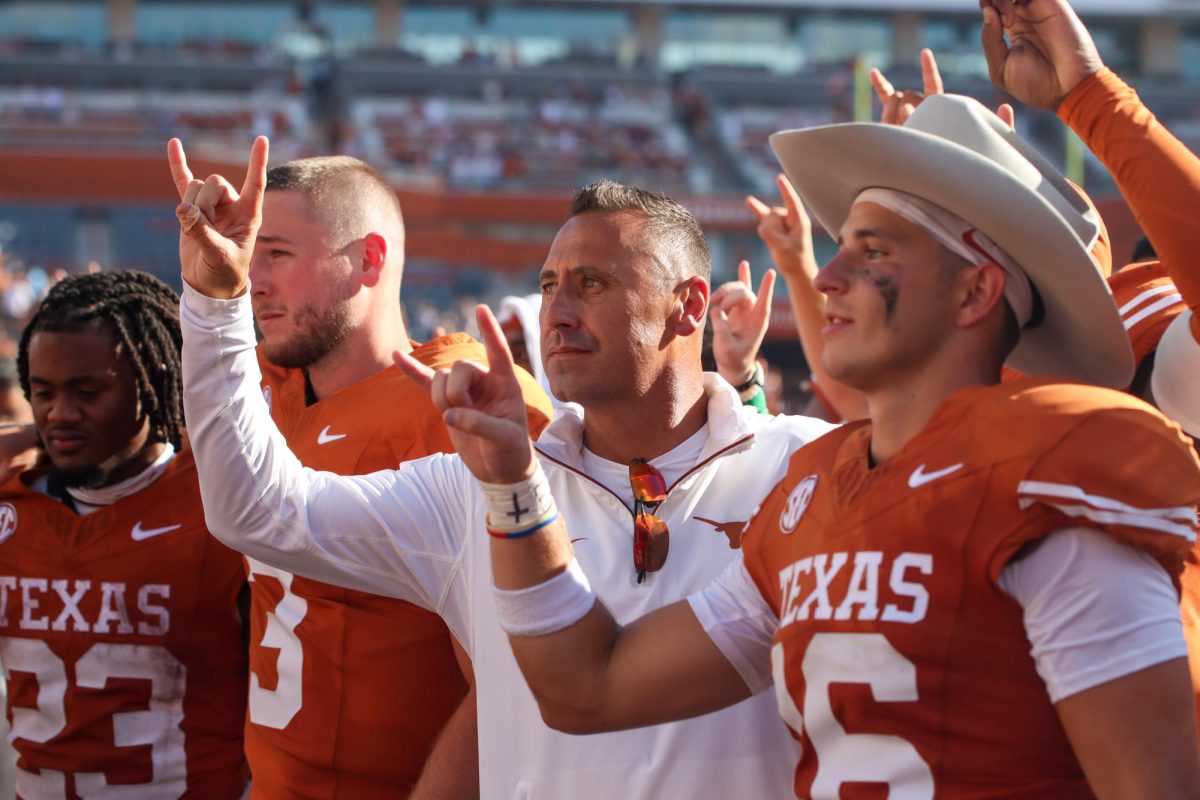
[629,459,667,506]
[633,512,669,579]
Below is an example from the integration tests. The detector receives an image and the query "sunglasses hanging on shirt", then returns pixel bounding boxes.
[629,458,669,584]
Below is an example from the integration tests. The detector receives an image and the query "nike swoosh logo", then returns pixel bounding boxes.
[317,425,347,445]
[131,522,183,541]
[908,463,964,489]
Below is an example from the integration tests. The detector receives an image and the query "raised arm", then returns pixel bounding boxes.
[981,0,1200,326]
[395,304,759,732]
[171,138,476,622]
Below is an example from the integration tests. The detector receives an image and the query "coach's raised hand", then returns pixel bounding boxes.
[981,0,1103,111]
[168,136,268,299]
[394,304,535,486]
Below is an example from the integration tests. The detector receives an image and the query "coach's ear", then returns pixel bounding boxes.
[674,276,709,337]
[359,233,388,288]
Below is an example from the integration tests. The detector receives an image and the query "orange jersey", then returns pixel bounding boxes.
[1110,261,1186,369]
[247,333,552,798]
[1001,261,1185,385]
[0,449,249,800]
[741,379,1199,798]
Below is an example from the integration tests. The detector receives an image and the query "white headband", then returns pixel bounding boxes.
[855,188,1035,327]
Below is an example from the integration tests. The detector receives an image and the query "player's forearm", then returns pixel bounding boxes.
[783,272,868,421]
[409,690,479,800]
[1058,658,1200,800]
[1060,69,1200,319]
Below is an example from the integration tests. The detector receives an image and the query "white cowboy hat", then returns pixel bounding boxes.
[770,94,1134,389]
[1151,311,1200,436]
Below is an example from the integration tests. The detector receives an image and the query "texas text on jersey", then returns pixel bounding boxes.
[0,448,249,800]
[247,333,552,798]
[740,379,1199,798]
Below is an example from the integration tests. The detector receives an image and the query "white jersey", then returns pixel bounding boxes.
[180,286,835,799]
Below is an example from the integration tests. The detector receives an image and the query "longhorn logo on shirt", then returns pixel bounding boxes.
[0,503,16,545]
[779,475,817,534]
[693,516,748,548]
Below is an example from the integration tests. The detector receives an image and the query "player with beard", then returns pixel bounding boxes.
[0,270,249,798]
[177,151,553,799]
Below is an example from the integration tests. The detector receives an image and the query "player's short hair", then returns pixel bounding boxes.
[570,179,711,285]
[18,270,184,450]
[266,156,404,252]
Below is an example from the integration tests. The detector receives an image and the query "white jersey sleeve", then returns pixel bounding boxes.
[687,554,778,695]
[1000,525,1187,703]
[179,285,477,635]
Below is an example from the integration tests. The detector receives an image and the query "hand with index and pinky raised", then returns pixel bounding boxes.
[870,48,1016,128]
[394,304,536,486]
[746,172,817,285]
[710,260,775,389]
[168,136,269,300]
[869,48,945,126]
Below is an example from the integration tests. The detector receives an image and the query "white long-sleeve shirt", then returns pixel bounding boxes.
[180,286,836,800]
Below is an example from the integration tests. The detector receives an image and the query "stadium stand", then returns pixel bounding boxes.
[356,86,690,192]
[1,0,1199,387]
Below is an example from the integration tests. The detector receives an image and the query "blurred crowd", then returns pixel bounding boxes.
[0,248,80,358]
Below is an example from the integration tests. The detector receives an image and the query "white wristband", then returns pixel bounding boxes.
[479,461,557,533]
[493,558,597,637]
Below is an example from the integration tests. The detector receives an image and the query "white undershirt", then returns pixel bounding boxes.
[32,445,177,516]
[581,426,708,509]
[690,526,1186,702]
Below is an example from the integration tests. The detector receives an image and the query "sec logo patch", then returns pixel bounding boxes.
[779,475,817,534]
[0,502,18,544]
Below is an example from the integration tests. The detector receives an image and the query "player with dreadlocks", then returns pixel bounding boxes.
[0,270,250,798]
[17,270,185,492]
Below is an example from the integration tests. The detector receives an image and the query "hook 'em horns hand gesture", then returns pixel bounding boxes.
[168,136,269,299]
[394,305,537,486]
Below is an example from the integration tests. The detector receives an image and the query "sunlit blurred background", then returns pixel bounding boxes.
[1,0,1198,411]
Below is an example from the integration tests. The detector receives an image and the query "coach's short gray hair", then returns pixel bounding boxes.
[570,179,711,284]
